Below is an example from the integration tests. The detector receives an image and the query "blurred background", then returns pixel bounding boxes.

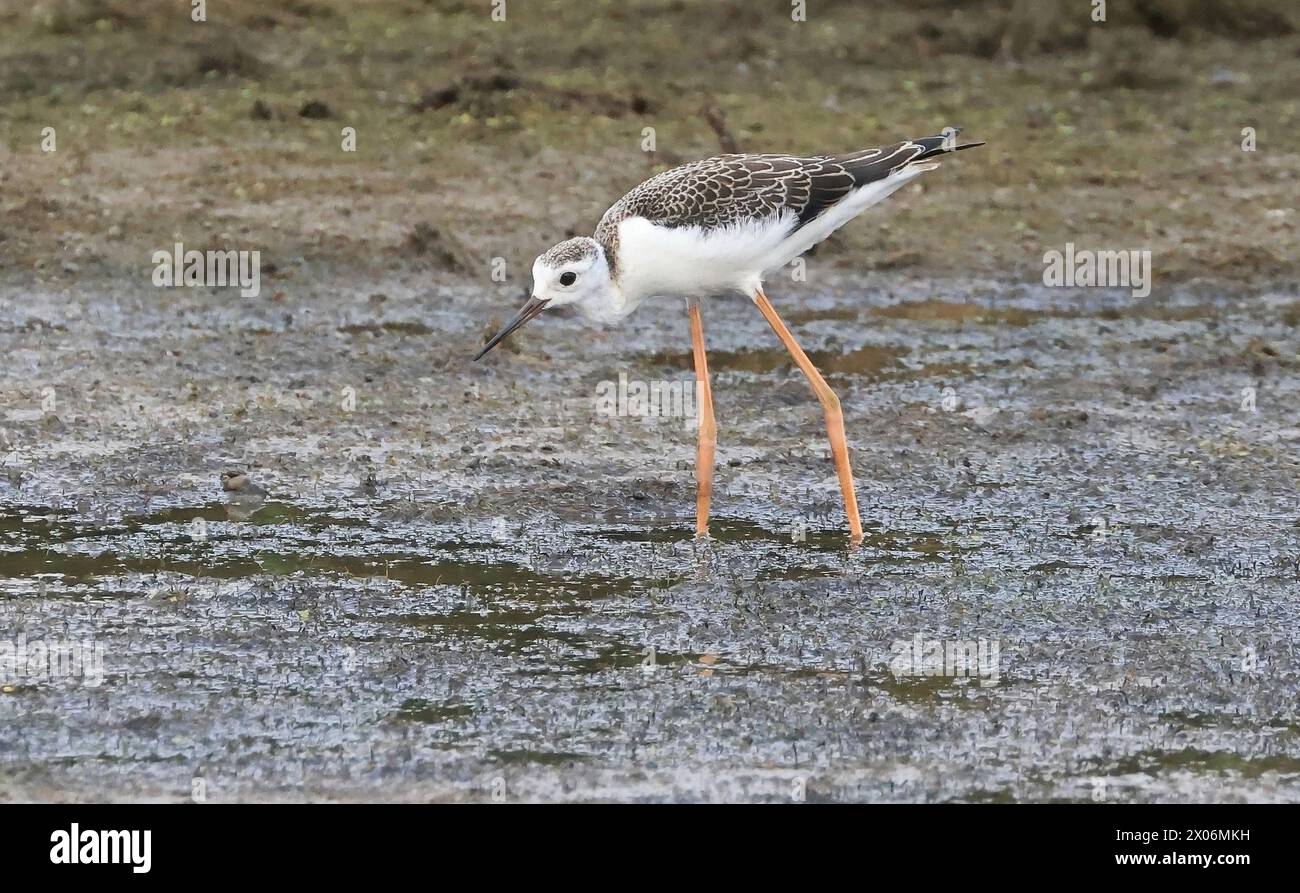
[1,0,1296,289]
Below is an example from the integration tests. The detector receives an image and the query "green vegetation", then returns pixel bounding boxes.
[2,0,1297,286]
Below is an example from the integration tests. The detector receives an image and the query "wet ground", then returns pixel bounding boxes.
[1,271,1298,802]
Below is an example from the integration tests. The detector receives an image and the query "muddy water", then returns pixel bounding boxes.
[1,272,1297,801]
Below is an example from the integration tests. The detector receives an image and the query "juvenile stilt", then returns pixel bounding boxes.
[474,131,985,545]
[752,288,864,545]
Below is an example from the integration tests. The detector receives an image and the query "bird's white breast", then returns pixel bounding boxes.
[612,163,931,313]
[615,215,795,308]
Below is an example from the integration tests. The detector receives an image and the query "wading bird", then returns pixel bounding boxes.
[475,130,984,544]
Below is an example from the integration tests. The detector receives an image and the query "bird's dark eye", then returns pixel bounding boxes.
[559,271,577,286]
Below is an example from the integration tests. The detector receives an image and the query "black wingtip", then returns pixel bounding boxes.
[915,131,985,161]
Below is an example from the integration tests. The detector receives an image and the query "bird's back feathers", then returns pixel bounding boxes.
[593,129,983,275]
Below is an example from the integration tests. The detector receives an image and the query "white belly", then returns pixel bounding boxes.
[616,215,791,306]
[613,163,931,311]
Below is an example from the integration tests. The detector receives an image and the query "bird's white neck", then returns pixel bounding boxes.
[574,280,631,323]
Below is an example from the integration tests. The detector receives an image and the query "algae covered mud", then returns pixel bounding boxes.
[1,0,1298,803]
[1,271,1297,802]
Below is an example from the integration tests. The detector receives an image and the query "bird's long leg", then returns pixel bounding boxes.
[688,299,717,539]
[752,288,864,545]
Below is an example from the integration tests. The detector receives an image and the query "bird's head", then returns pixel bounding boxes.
[474,237,613,360]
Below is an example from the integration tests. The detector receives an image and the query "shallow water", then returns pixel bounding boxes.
[1,272,1298,801]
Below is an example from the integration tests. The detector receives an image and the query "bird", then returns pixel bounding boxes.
[474,129,985,545]
[220,468,268,520]
[220,469,268,496]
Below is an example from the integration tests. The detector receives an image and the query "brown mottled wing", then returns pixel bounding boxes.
[594,141,931,244]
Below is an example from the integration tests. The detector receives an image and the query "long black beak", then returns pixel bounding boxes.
[474,295,550,360]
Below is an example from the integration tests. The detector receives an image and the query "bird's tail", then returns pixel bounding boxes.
[914,127,986,161]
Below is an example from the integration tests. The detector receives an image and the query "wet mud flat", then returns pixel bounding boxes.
[1,271,1297,802]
